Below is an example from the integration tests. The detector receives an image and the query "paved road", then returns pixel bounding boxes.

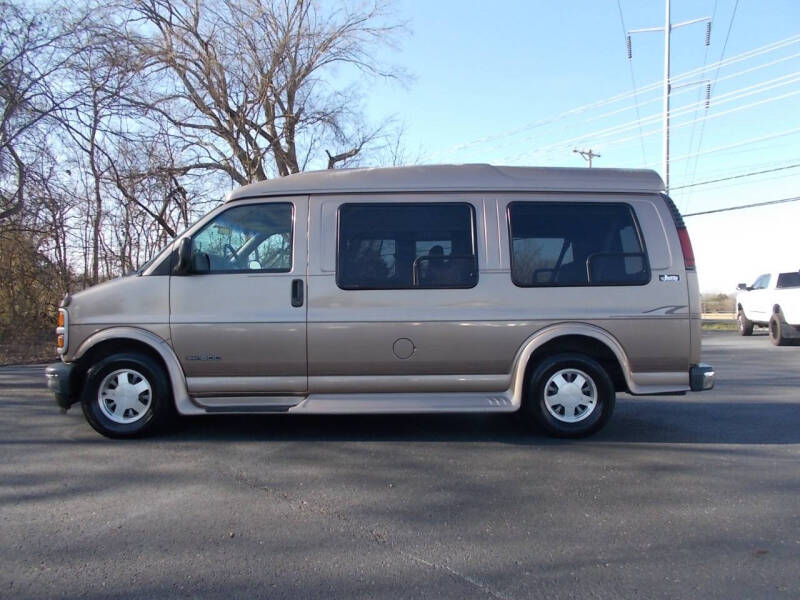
[1,331,799,599]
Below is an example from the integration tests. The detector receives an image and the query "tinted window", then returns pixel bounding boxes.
[777,272,800,288]
[337,203,477,289]
[508,202,649,287]
[191,203,293,273]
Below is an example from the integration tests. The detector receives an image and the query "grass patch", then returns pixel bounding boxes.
[702,320,738,331]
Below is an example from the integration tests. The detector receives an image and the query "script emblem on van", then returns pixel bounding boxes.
[186,354,222,361]
[659,274,680,282]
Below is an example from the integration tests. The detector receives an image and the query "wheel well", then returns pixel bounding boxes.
[523,335,627,394]
[72,339,170,400]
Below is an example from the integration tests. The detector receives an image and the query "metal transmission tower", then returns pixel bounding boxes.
[627,1,712,193]
[573,148,601,167]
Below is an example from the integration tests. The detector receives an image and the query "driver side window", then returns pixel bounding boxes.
[191,203,293,273]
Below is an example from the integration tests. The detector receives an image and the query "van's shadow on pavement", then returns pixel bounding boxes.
[160,397,800,445]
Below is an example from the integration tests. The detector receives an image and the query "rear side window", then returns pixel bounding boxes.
[777,272,800,288]
[508,202,650,287]
[337,203,477,290]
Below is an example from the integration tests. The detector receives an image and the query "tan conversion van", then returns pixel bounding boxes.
[46,165,714,438]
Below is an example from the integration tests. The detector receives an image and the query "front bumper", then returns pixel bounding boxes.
[689,363,715,391]
[45,362,78,410]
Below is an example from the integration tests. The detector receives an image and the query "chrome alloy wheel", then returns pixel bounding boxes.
[543,368,598,423]
[97,369,152,424]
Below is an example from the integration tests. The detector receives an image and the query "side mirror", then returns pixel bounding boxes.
[175,238,192,275]
[192,252,210,274]
[736,283,747,291]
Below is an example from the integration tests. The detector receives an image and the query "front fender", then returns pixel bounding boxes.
[73,326,202,416]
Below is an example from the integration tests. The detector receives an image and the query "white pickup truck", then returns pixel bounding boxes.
[736,271,800,345]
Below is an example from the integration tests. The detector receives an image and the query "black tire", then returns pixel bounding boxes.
[81,352,173,438]
[522,353,615,438]
[769,312,790,346]
[737,309,754,336]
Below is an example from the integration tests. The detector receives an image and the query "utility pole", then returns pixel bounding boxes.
[627,0,711,193]
[573,148,601,167]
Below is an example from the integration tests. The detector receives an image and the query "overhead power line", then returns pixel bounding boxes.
[429,33,800,160]
[712,0,742,87]
[586,50,800,122]
[683,195,800,217]
[660,126,800,165]
[672,156,800,179]
[686,0,741,211]
[616,0,648,163]
[547,71,800,150]
[683,0,719,193]
[626,0,713,192]
[671,162,800,190]
[516,82,800,161]
[574,87,800,154]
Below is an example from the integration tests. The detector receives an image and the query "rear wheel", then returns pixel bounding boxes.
[737,309,754,336]
[522,353,615,438]
[81,352,173,438]
[769,312,791,346]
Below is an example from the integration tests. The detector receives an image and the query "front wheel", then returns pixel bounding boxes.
[737,310,754,336]
[81,352,173,438]
[522,353,615,438]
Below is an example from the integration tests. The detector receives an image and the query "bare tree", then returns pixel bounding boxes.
[371,122,424,167]
[55,12,199,279]
[0,0,408,361]
[0,1,89,221]
[125,0,404,182]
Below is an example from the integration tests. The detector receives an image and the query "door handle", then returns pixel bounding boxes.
[291,279,304,307]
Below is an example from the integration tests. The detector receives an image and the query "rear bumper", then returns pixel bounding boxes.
[689,363,715,391]
[45,362,78,410]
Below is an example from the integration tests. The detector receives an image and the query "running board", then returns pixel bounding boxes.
[191,392,517,415]
[192,395,302,413]
[289,392,516,414]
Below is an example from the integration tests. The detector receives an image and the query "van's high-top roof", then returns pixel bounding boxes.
[226,164,665,201]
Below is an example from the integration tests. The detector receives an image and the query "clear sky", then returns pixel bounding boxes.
[357,0,800,292]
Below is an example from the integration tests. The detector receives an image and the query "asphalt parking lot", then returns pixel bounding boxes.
[1,330,799,599]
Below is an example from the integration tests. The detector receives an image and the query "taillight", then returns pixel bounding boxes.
[677,227,696,270]
[662,195,695,270]
[57,311,65,328]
